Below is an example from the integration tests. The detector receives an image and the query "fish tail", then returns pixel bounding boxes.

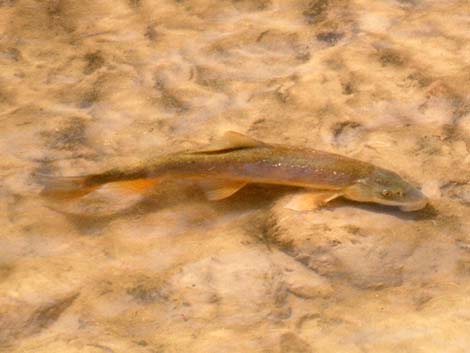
[37,173,99,200]
[37,173,162,200]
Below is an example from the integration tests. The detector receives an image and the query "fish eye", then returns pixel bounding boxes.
[381,189,405,198]
[381,189,392,197]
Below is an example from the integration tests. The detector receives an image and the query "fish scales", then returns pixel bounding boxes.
[140,146,373,189]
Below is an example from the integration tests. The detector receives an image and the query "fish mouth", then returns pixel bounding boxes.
[398,197,428,212]
[371,192,429,212]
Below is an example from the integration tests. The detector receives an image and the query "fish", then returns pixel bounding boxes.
[37,131,428,212]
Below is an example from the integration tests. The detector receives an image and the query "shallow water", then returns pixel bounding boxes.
[1,0,470,352]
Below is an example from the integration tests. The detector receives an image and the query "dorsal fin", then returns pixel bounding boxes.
[192,131,266,154]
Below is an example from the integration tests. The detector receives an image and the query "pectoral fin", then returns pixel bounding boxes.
[284,191,342,211]
[199,180,248,200]
[193,131,266,154]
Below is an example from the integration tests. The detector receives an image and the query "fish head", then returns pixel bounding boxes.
[343,168,428,211]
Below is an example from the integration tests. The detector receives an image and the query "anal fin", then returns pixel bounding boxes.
[199,180,248,201]
[284,190,342,211]
[108,178,161,194]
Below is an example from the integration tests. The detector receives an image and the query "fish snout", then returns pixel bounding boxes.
[399,187,428,212]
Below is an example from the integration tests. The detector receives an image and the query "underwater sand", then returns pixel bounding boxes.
[1,0,470,352]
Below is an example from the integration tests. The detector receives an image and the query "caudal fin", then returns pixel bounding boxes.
[37,173,161,200]
[37,174,98,200]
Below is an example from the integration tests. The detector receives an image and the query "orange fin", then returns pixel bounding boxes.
[193,131,266,154]
[108,178,160,194]
[199,180,248,201]
[284,191,342,211]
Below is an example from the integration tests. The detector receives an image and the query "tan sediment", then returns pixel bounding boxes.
[0,0,469,352]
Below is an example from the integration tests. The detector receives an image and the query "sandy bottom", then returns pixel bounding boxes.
[1,0,470,352]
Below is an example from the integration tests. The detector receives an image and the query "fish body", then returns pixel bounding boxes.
[90,146,372,188]
[39,132,428,212]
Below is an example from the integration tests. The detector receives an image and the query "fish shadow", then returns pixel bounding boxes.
[46,197,165,236]
[46,183,437,235]
[43,182,193,235]
[207,184,295,212]
[51,183,288,235]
